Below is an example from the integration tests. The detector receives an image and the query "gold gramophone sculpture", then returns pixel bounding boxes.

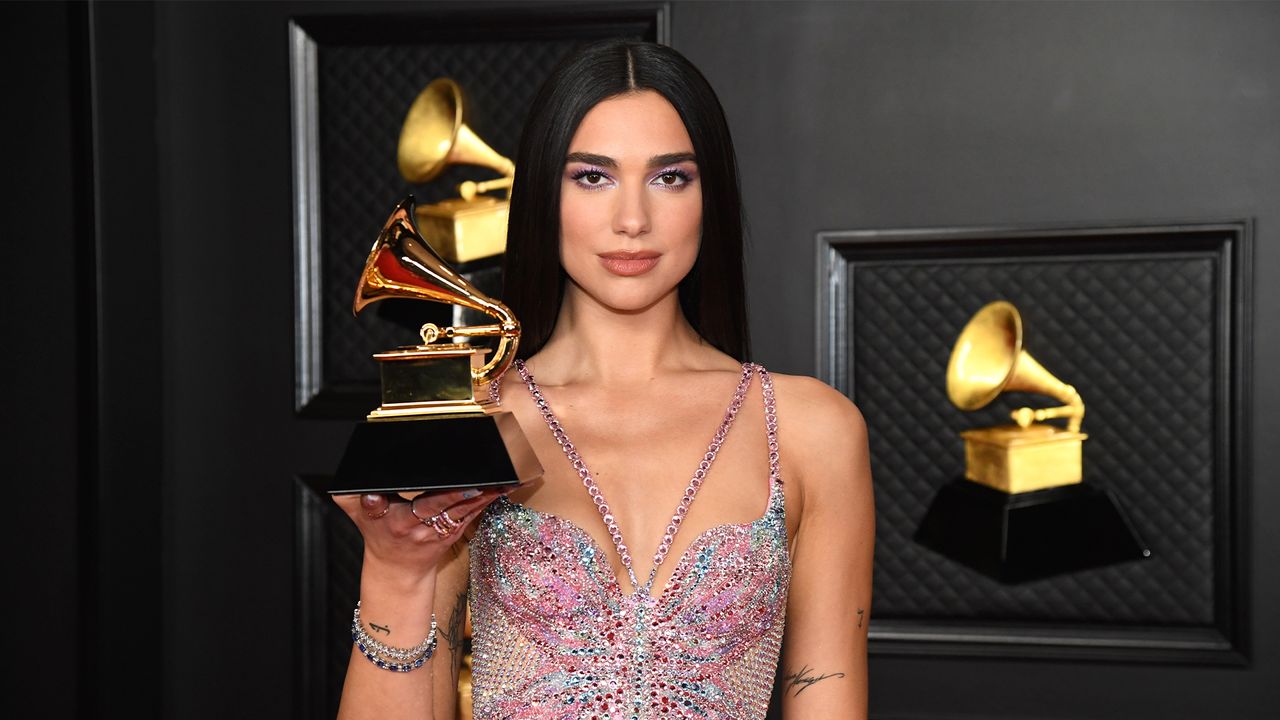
[946,300,1087,494]
[356,196,517,419]
[398,78,513,265]
[328,196,542,495]
[913,300,1148,583]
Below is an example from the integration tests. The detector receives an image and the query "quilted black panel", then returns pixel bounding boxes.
[850,253,1217,624]
[317,36,639,386]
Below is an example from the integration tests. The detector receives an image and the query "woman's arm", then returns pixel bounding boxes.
[333,489,501,720]
[430,543,472,719]
[775,376,875,719]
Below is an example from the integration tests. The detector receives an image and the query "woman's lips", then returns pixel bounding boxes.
[597,251,661,276]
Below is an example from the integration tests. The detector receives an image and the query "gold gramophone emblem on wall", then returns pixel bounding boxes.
[914,299,1148,583]
[946,300,1087,494]
[397,78,514,264]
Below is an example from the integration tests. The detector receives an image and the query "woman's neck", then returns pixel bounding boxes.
[528,284,715,386]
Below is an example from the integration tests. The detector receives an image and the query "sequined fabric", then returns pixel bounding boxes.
[469,364,791,719]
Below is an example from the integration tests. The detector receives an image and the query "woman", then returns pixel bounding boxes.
[335,39,873,719]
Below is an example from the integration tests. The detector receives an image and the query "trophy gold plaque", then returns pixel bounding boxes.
[327,196,542,495]
[397,78,513,265]
[914,300,1148,582]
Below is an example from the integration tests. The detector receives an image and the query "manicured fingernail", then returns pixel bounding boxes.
[462,489,480,499]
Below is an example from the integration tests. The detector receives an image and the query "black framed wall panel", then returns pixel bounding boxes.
[816,222,1251,664]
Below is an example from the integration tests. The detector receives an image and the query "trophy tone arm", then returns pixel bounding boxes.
[1009,383,1084,433]
[418,315,521,388]
[1010,402,1085,433]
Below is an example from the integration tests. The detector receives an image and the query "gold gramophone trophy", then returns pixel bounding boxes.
[327,196,542,495]
[398,78,513,265]
[914,300,1148,583]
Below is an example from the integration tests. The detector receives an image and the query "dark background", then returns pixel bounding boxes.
[5,1,1277,718]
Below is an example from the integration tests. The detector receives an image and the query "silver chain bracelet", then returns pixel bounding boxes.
[351,601,438,672]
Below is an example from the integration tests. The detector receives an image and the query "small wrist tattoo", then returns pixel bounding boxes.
[856,608,865,628]
[369,622,391,635]
[783,664,847,697]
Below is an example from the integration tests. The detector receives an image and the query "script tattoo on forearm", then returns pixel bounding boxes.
[783,665,847,697]
[445,590,467,686]
[369,623,390,635]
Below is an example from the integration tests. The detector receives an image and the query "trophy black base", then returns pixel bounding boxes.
[326,412,540,495]
[914,478,1150,583]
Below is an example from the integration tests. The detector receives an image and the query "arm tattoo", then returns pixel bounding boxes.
[856,608,864,628]
[369,622,391,635]
[445,590,468,686]
[783,664,847,697]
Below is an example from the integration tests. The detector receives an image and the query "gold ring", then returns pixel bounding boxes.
[436,509,461,531]
[409,496,434,526]
[426,515,452,537]
[362,494,391,520]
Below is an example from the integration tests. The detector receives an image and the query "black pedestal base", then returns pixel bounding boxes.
[914,479,1150,583]
[326,414,524,495]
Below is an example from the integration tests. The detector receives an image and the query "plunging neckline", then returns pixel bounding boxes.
[496,472,782,604]
[512,361,758,597]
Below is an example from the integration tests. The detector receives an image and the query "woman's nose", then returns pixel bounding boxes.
[611,184,651,237]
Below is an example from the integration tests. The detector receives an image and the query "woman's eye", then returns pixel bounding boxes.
[652,171,689,188]
[570,169,612,189]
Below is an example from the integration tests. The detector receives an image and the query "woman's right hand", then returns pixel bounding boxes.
[334,488,504,720]
[332,487,508,583]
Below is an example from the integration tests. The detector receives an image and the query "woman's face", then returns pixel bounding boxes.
[559,90,702,313]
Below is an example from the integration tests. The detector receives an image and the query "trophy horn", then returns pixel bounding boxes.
[354,196,520,386]
[946,301,1084,433]
[397,78,515,184]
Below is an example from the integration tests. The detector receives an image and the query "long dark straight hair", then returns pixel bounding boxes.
[502,39,750,361]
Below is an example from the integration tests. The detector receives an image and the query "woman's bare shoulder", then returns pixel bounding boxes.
[764,371,866,439]
[764,371,870,499]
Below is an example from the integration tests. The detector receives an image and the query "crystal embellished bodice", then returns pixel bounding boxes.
[468,363,791,719]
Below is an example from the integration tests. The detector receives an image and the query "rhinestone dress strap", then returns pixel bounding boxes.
[487,369,504,405]
[758,364,782,485]
[514,360,756,594]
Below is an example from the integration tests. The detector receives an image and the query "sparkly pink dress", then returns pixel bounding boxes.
[469,362,791,719]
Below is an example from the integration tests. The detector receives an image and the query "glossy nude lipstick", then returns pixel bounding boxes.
[597,250,661,276]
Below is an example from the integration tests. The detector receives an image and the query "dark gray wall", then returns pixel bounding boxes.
[674,2,1279,718]
[16,0,1276,717]
[3,3,88,717]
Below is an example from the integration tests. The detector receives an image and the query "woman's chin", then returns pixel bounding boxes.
[569,280,681,316]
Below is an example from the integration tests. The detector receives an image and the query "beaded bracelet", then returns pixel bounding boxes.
[351,601,438,673]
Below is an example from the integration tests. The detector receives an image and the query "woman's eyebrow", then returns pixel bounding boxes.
[649,152,696,167]
[565,152,616,168]
[563,151,697,168]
